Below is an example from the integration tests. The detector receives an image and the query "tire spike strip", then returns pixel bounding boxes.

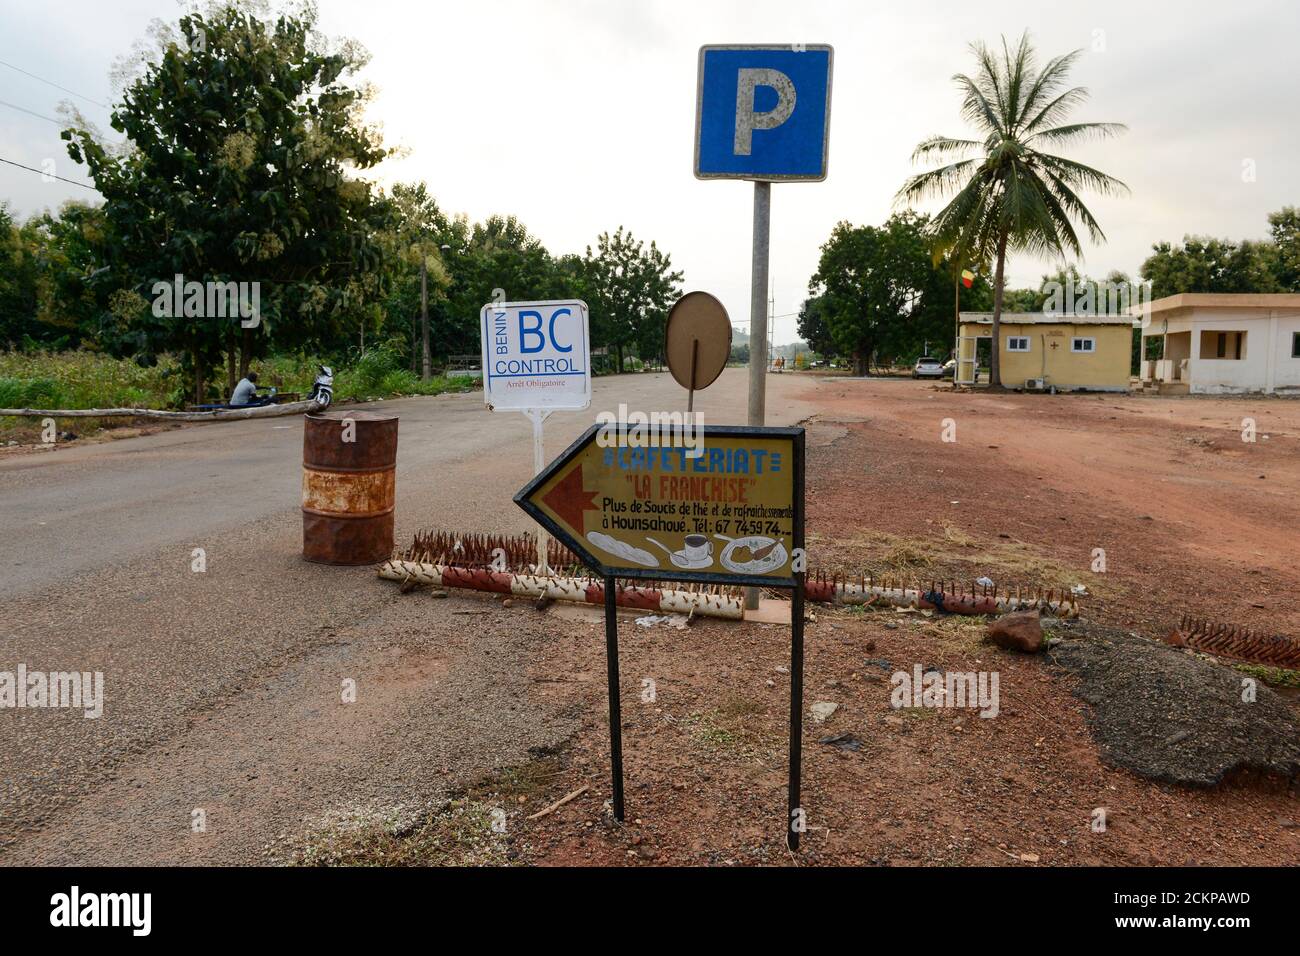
[1165,614,1300,669]
[393,529,1082,619]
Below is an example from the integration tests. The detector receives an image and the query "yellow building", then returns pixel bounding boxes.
[956,312,1134,392]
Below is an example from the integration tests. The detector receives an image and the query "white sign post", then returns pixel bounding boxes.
[480,299,592,572]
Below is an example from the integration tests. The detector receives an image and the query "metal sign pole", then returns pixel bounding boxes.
[745,181,771,612]
[603,574,625,821]
[748,181,771,425]
[787,427,806,850]
[687,338,699,413]
[787,579,805,850]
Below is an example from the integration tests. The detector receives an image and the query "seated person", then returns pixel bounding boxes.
[229,371,262,406]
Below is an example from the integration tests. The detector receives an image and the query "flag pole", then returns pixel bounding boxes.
[953,259,960,389]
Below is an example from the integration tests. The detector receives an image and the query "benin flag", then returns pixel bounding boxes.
[961,269,976,288]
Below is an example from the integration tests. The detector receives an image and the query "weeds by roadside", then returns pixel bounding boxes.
[808,528,1101,596]
[0,347,478,442]
[275,800,513,867]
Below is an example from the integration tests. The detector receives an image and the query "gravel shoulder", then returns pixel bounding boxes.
[1048,623,1300,787]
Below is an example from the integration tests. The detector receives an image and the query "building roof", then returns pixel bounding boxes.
[1146,293,1300,316]
[958,311,1135,326]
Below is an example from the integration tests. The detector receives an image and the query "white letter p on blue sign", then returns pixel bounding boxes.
[734,68,797,156]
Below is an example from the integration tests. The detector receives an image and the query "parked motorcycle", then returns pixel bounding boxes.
[308,365,334,408]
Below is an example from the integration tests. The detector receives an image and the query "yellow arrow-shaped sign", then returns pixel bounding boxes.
[516,423,804,587]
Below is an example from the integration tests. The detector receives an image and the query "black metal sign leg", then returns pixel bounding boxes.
[604,575,625,821]
[788,580,804,851]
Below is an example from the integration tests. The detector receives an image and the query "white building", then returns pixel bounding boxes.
[1139,294,1300,395]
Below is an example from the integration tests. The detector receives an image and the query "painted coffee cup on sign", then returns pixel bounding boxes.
[683,534,712,561]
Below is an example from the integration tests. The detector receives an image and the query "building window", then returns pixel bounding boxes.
[1007,336,1030,352]
[1293,331,1300,358]
[1071,337,1096,353]
[1199,329,1246,359]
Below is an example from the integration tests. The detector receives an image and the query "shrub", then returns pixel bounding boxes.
[0,376,64,408]
[349,344,404,395]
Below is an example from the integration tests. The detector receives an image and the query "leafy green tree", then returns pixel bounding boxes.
[1268,207,1300,291]
[21,203,119,351]
[998,287,1041,313]
[796,295,836,359]
[1140,237,1279,298]
[62,1,395,402]
[0,204,37,348]
[439,214,571,360]
[909,255,993,363]
[581,226,682,373]
[383,182,457,372]
[897,32,1128,387]
[807,212,935,374]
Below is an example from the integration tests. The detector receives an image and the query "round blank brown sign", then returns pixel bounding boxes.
[665,291,732,392]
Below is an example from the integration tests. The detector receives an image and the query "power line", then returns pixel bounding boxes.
[0,98,66,126]
[0,155,97,190]
[0,57,107,109]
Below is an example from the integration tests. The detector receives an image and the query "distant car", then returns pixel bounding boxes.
[912,356,944,379]
[941,359,956,379]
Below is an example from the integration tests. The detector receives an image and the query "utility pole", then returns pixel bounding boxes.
[769,288,775,370]
[952,260,961,388]
[420,254,432,381]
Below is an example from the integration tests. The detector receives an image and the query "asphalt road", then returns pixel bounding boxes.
[0,369,818,864]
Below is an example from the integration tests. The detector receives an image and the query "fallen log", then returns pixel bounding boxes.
[377,559,744,619]
[0,398,326,422]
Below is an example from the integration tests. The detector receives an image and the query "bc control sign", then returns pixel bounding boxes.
[480,299,591,411]
[694,44,833,181]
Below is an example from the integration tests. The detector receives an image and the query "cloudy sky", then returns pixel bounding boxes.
[2,0,1297,344]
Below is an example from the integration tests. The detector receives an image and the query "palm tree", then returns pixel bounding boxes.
[897,32,1128,388]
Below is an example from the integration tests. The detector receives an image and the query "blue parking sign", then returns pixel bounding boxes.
[694,45,833,181]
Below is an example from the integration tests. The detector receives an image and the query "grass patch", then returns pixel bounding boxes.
[465,754,566,805]
[899,706,940,720]
[277,753,576,866]
[941,525,977,548]
[0,351,175,412]
[281,799,513,867]
[0,348,478,441]
[685,702,775,759]
[1232,662,1300,689]
[811,529,1101,596]
[716,695,766,722]
[922,615,991,651]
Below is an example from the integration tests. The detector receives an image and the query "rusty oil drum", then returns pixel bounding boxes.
[302,410,398,565]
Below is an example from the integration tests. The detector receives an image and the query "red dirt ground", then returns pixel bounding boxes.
[479,379,1300,866]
